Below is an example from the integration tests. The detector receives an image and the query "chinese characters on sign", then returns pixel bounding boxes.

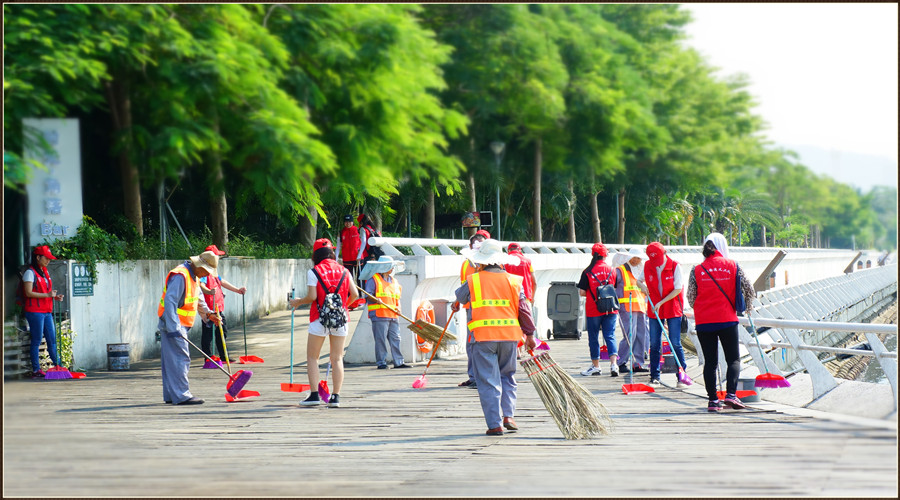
[71,262,93,297]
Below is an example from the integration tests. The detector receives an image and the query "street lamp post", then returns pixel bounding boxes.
[490,141,505,240]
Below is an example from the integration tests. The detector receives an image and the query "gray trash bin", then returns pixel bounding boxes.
[546,281,585,340]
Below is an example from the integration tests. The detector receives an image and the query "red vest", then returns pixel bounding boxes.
[24,266,53,313]
[340,226,361,262]
[310,260,351,323]
[504,251,535,301]
[584,261,616,317]
[645,256,683,319]
[361,225,377,260]
[692,252,739,326]
[203,275,225,313]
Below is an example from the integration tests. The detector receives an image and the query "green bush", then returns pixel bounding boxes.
[46,216,127,283]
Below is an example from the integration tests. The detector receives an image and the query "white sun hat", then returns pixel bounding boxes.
[359,255,406,282]
[461,238,520,267]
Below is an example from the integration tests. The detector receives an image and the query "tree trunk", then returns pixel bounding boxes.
[532,137,542,242]
[617,186,625,244]
[209,112,228,251]
[589,169,602,243]
[106,77,143,236]
[566,176,576,243]
[422,184,435,238]
[762,225,767,247]
[298,208,318,248]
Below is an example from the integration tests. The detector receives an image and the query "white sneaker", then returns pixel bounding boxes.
[581,365,602,376]
[676,381,687,389]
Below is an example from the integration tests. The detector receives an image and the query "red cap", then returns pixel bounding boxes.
[204,244,226,256]
[591,242,608,257]
[357,214,365,223]
[646,242,666,265]
[475,229,491,239]
[313,238,334,252]
[507,242,521,252]
[33,245,57,260]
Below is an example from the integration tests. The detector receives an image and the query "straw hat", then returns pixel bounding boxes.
[190,251,219,277]
[359,255,406,282]
[461,239,519,267]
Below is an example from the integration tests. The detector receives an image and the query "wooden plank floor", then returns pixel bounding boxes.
[4,309,897,497]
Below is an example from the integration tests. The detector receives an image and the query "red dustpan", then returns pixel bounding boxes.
[622,383,655,395]
[225,389,261,402]
[281,382,311,392]
[717,390,757,401]
[238,355,264,364]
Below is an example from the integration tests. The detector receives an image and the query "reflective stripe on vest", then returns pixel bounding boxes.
[460,259,477,309]
[616,265,647,314]
[157,266,200,327]
[367,273,401,318]
[467,272,521,342]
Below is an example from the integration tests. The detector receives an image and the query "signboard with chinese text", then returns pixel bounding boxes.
[71,262,93,297]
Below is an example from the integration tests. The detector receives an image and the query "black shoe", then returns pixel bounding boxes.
[618,364,630,374]
[377,365,388,370]
[632,366,649,373]
[164,400,172,404]
[327,394,340,408]
[649,378,661,385]
[301,393,322,406]
[458,379,475,387]
[176,397,204,405]
[394,364,412,369]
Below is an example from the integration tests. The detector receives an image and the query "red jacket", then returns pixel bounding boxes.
[339,225,361,262]
[24,266,53,313]
[504,251,535,301]
[693,252,739,326]
[310,260,351,323]
[203,275,225,313]
[645,256,684,319]
[581,260,616,317]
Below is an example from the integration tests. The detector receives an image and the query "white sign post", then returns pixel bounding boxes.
[23,118,84,245]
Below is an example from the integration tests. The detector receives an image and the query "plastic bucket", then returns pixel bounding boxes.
[737,378,761,402]
[107,343,130,371]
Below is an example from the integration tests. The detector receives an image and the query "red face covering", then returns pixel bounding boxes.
[646,242,665,268]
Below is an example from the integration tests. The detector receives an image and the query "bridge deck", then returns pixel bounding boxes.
[4,309,897,497]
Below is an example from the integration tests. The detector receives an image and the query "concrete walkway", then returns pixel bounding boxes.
[3,309,897,497]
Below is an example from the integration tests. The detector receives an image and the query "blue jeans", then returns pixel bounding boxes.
[25,311,60,372]
[649,316,686,380]
[586,314,618,361]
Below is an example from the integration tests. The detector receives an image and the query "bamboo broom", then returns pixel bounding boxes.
[520,350,613,439]
[355,286,457,349]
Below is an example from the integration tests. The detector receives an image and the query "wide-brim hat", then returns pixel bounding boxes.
[627,247,646,260]
[461,238,519,267]
[359,255,406,282]
[190,251,219,277]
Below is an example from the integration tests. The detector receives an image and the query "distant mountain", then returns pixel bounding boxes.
[779,144,898,192]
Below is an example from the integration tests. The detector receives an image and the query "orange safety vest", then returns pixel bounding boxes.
[367,273,401,319]
[460,259,477,309]
[157,265,200,327]
[617,265,647,314]
[467,271,522,342]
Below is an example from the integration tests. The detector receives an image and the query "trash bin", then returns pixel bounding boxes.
[545,282,585,340]
[107,343,130,371]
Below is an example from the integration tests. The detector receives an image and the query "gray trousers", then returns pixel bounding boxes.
[617,311,650,367]
[472,340,518,430]
[160,332,193,404]
[465,328,476,381]
[372,319,404,367]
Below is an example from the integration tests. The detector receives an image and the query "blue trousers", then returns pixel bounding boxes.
[586,314,618,360]
[372,319,404,367]
[25,311,61,372]
[649,316,687,380]
[472,340,518,430]
[160,331,193,404]
[617,311,650,367]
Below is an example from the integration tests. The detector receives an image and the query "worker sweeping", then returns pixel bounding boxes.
[452,239,536,436]
[457,229,491,388]
[198,244,246,364]
[157,250,220,405]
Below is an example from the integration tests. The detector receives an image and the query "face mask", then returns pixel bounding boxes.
[472,240,483,251]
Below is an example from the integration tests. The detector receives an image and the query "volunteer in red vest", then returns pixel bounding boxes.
[614,248,651,373]
[157,250,219,405]
[198,244,246,364]
[457,229,491,388]
[337,214,362,286]
[452,239,536,435]
[356,213,379,265]
[363,255,411,369]
[644,241,688,386]
[505,242,537,306]
[290,239,358,408]
[21,245,65,378]
[688,232,756,412]
[577,243,619,377]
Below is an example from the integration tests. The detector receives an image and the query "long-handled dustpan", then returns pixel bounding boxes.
[238,295,264,364]
[184,336,253,399]
[318,362,331,402]
[619,310,654,395]
[412,310,456,389]
[281,298,310,392]
[747,315,790,389]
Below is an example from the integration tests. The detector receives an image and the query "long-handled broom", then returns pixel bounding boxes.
[238,294,264,364]
[747,315,790,388]
[412,310,457,389]
[44,300,73,380]
[356,286,457,349]
[183,335,252,398]
[647,298,693,386]
[318,362,331,403]
[281,295,310,393]
[520,348,613,439]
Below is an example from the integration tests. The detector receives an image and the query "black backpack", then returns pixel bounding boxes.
[588,271,619,314]
[311,268,348,329]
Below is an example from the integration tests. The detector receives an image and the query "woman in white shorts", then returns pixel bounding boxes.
[290,238,358,407]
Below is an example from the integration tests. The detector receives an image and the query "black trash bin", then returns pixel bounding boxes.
[545,281,585,340]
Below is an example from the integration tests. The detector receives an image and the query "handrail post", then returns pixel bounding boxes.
[864,333,898,411]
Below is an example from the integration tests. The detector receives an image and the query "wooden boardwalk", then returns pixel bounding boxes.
[4,309,897,497]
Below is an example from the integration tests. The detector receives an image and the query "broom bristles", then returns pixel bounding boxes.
[756,372,791,388]
[407,321,456,350]
[520,352,613,440]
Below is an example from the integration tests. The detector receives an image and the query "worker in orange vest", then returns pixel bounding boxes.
[452,239,536,436]
[457,229,491,388]
[613,248,651,373]
[364,256,411,369]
